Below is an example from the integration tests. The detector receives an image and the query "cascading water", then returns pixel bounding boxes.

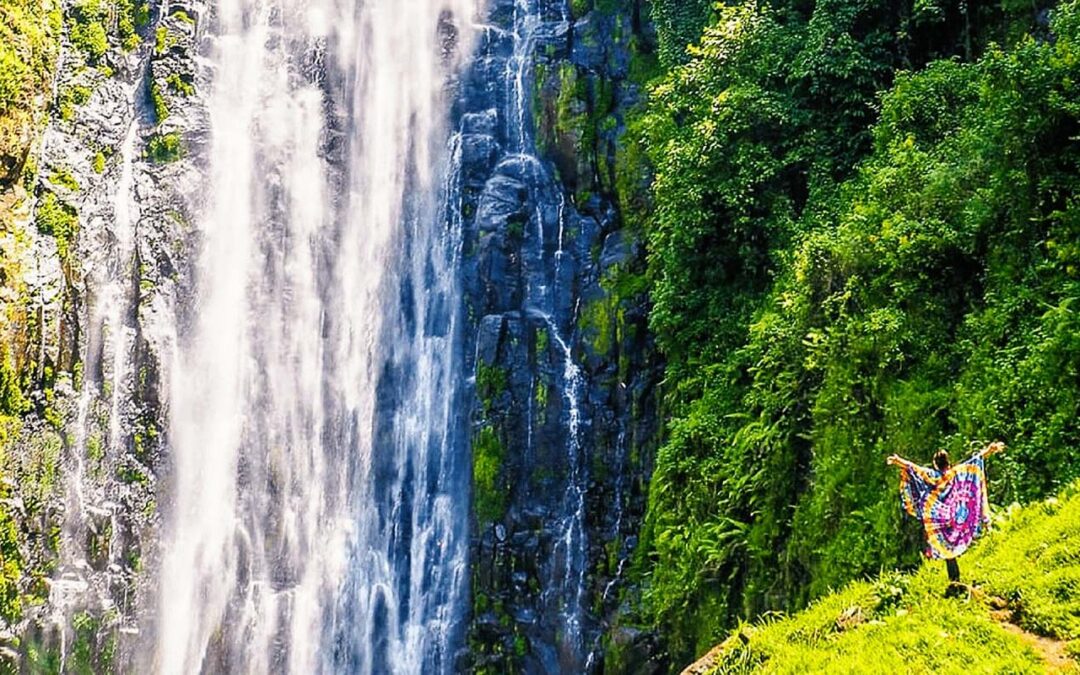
[51,91,142,663]
[155,0,478,672]
[473,0,595,667]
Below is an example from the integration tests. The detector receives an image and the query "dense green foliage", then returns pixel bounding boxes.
[700,483,1080,672]
[648,0,714,66]
[69,0,109,63]
[0,0,61,183]
[631,0,1080,663]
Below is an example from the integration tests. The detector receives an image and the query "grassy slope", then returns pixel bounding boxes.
[694,484,1080,673]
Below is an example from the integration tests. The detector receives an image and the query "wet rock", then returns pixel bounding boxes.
[462,0,663,671]
[461,133,500,186]
[600,230,630,272]
[477,314,505,365]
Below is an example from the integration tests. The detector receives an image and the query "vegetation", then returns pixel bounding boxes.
[58,84,92,122]
[0,0,61,184]
[68,0,109,63]
[47,166,78,192]
[150,79,169,122]
[146,132,183,163]
[629,0,1080,664]
[117,0,150,51]
[649,0,714,66]
[473,426,508,525]
[154,25,177,55]
[697,484,1080,672]
[34,190,78,261]
[166,72,194,97]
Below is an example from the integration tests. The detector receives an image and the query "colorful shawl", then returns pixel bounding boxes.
[899,454,990,560]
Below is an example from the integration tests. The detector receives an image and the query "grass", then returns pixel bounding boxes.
[696,484,1080,673]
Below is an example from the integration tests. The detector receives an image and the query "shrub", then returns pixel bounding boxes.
[146,133,183,163]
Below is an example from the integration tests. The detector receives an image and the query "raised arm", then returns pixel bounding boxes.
[976,441,1006,459]
[886,454,915,469]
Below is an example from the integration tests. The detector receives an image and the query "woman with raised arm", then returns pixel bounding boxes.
[886,441,1006,596]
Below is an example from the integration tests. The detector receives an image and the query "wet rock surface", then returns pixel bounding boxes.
[0,0,206,666]
[457,1,662,672]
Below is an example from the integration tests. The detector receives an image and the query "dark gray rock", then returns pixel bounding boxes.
[460,0,664,672]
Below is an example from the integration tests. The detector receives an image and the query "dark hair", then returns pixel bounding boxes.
[933,449,951,472]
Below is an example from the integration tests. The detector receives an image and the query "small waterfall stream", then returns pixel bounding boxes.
[52,86,142,666]
[484,0,595,667]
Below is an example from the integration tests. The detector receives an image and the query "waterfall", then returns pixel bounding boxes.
[50,92,142,665]
[503,0,593,666]
[156,0,478,672]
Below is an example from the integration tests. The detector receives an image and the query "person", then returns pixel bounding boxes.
[886,441,1006,596]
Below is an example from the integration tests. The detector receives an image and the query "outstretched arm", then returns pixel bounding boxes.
[977,441,1006,459]
[887,455,939,484]
[886,454,914,468]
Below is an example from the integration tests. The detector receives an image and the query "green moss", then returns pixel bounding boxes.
[48,167,79,192]
[149,80,168,122]
[58,84,92,122]
[627,43,662,86]
[171,9,195,25]
[134,2,150,28]
[570,0,590,19]
[69,610,116,674]
[21,432,62,516]
[34,191,78,262]
[69,1,108,64]
[0,347,28,420]
[115,0,145,50]
[154,26,177,55]
[0,44,29,114]
[24,639,61,674]
[476,361,508,414]
[0,505,23,623]
[533,380,549,424]
[91,151,105,174]
[579,294,614,355]
[505,213,526,240]
[146,133,183,163]
[513,634,528,657]
[612,106,651,235]
[166,72,194,96]
[535,325,549,357]
[473,426,507,525]
[117,462,148,485]
[554,62,587,143]
[70,28,106,61]
[116,0,151,50]
[86,434,103,473]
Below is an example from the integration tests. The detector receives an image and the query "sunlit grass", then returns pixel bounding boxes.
[700,484,1080,673]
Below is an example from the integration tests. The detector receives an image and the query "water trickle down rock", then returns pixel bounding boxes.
[457,0,663,672]
[3,0,207,667]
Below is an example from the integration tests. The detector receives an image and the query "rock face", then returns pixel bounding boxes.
[457,0,662,672]
[1,0,663,670]
[0,0,206,667]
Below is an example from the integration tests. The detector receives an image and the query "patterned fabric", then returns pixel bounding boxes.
[899,454,990,560]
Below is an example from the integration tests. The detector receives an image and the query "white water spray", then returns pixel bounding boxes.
[157,0,478,672]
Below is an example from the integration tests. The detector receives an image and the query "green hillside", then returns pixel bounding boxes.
[618,0,1080,665]
[684,484,1080,673]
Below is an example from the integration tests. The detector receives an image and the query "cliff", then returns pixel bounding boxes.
[456,0,663,672]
